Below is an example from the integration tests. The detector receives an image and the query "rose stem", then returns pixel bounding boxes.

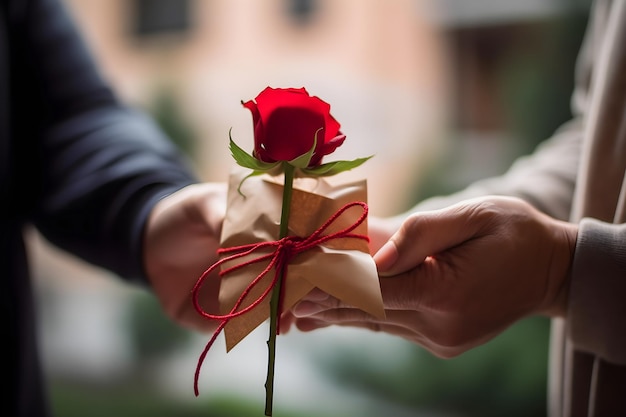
[265,163,295,416]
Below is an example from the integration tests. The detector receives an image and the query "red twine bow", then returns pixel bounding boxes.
[192,200,370,396]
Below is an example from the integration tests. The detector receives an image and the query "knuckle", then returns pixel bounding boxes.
[429,322,469,350]
[436,348,465,359]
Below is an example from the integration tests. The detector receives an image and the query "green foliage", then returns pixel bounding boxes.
[230,131,371,178]
[230,130,372,197]
[50,379,322,417]
[497,12,590,155]
[409,10,590,207]
[318,317,550,417]
[124,291,193,360]
[148,86,196,157]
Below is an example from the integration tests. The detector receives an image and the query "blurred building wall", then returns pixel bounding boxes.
[63,0,450,216]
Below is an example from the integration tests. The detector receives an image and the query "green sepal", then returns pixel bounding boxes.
[236,169,267,197]
[301,155,373,177]
[229,129,279,172]
[287,128,320,169]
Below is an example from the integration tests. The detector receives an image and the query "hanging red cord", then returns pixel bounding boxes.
[191,201,370,396]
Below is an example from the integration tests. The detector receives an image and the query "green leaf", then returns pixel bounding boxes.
[288,128,320,169]
[236,169,268,197]
[229,130,279,171]
[301,155,373,177]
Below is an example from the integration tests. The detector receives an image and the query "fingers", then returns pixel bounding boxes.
[288,197,574,359]
[373,203,483,276]
[292,306,500,359]
[281,289,331,333]
[367,215,401,254]
[291,282,433,340]
[293,298,422,332]
[297,272,428,312]
[292,312,472,359]
[279,311,296,334]
[293,309,423,340]
[372,240,400,275]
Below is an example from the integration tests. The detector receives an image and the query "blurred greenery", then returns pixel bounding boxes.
[51,289,326,417]
[317,317,550,417]
[148,85,197,157]
[498,12,590,155]
[124,291,193,361]
[413,10,590,203]
[50,379,321,417]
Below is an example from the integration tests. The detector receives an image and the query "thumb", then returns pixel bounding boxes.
[373,204,481,276]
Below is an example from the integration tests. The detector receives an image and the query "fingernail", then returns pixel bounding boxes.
[292,301,321,317]
[305,288,330,302]
[373,240,398,275]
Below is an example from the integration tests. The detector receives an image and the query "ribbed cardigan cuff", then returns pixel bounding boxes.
[567,218,626,364]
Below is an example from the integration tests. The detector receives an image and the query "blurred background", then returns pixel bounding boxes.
[30,0,591,416]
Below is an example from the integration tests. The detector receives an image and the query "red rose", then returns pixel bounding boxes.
[242,87,346,167]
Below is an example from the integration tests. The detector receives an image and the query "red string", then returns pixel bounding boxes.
[191,201,370,396]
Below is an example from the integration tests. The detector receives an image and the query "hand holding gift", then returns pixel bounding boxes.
[192,87,385,415]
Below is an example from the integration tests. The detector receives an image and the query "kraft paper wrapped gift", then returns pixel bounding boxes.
[217,169,385,351]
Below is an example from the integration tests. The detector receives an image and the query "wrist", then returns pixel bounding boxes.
[540,221,578,318]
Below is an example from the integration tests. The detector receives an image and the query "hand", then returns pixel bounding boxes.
[291,196,577,357]
[279,212,401,333]
[143,182,227,332]
[367,214,404,255]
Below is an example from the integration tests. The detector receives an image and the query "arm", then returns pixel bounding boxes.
[405,120,582,220]
[294,2,626,366]
[7,0,227,331]
[8,0,196,282]
[368,122,583,252]
[294,196,578,357]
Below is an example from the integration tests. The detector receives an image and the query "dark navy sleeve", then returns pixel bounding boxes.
[7,0,198,283]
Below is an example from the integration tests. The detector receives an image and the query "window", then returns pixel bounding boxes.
[286,0,317,27]
[132,0,191,37]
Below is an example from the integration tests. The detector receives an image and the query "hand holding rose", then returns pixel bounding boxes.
[290,196,578,358]
[143,183,227,332]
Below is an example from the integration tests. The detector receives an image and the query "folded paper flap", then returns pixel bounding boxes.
[222,171,369,250]
[221,175,282,247]
[293,247,385,319]
[288,186,370,253]
[219,169,384,351]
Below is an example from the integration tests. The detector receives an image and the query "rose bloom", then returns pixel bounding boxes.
[242,87,346,167]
